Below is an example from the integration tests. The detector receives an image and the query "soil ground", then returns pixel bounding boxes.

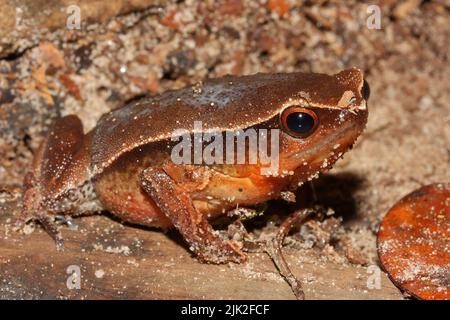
[0,0,448,299]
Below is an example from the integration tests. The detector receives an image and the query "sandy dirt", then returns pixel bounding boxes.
[0,0,448,299]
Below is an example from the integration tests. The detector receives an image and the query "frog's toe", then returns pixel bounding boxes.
[36,212,66,248]
[13,215,29,232]
[195,240,247,264]
[55,236,65,250]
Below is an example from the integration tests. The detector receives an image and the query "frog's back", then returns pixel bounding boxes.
[91,70,363,174]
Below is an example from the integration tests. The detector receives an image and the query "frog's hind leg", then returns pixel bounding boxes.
[17,115,85,247]
[140,165,246,264]
[237,207,319,299]
[264,208,316,300]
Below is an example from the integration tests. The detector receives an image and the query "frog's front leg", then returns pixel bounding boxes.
[140,165,246,264]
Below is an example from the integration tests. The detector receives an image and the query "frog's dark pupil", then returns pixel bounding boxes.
[362,79,370,101]
[286,112,315,134]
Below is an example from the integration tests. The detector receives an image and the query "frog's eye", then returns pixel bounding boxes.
[361,79,370,101]
[280,107,319,138]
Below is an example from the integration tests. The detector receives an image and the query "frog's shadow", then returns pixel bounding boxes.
[239,172,366,232]
[309,172,365,222]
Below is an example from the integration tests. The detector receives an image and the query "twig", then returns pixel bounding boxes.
[241,208,318,300]
[264,208,317,300]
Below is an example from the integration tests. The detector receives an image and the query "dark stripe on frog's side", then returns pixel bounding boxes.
[91,69,364,174]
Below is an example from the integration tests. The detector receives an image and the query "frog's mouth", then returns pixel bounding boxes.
[287,108,368,171]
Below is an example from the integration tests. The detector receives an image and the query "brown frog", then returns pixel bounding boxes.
[18,68,369,264]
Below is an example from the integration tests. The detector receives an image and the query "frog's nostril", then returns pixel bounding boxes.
[361,79,370,101]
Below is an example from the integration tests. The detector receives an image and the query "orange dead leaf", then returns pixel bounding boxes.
[39,42,66,69]
[162,11,179,29]
[377,183,450,300]
[218,0,244,16]
[267,0,291,17]
[32,65,54,106]
[59,74,82,101]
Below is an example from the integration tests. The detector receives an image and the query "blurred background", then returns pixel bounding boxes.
[0,0,448,299]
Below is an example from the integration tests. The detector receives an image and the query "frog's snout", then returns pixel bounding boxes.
[355,102,369,130]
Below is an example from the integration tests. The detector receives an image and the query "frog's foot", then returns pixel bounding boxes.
[140,166,246,264]
[226,219,266,253]
[265,207,319,300]
[15,211,64,249]
[15,186,64,249]
[36,212,64,249]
